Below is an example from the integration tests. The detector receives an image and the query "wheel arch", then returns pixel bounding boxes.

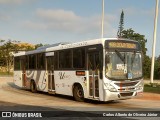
[30,79,36,87]
[72,82,84,96]
[30,79,37,93]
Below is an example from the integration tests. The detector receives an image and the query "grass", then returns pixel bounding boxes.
[0,72,13,76]
[144,84,160,94]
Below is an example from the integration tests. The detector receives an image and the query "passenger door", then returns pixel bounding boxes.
[47,56,55,91]
[88,52,100,98]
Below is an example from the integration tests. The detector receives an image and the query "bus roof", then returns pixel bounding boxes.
[13,38,138,57]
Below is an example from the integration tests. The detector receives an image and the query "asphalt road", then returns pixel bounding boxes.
[0,77,160,120]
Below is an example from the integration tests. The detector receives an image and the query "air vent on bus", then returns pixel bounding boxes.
[115,81,138,87]
[120,92,133,97]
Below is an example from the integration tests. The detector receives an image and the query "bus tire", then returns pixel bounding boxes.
[73,84,84,102]
[30,80,37,93]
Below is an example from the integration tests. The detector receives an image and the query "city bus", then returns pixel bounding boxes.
[13,38,143,102]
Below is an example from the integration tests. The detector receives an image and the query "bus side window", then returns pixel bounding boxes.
[14,57,21,70]
[73,48,85,69]
[54,52,58,70]
[37,53,45,70]
[29,54,36,69]
[25,56,28,70]
[59,50,72,69]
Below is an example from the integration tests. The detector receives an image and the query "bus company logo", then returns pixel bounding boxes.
[59,72,65,79]
[1,112,42,118]
[59,72,70,79]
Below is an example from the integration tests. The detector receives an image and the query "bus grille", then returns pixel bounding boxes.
[120,92,133,97]
[115,81,138,87]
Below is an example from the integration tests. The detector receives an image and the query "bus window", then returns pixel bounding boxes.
[73,48,85,69]
[37,53,45,69]
[54,52,58,70]
[14,57,21,70]
[25,56,28,70]
[59,50,72,69]
[29,54,36,69]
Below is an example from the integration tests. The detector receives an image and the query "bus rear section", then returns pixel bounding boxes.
[14,53,48,92]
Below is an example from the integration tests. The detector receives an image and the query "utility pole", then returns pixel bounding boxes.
[101,0,104,39]
[151,0,159,83]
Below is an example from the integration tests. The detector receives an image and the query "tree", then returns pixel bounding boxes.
[0,40,15,74]
[143,55,151,78]
[16,43,35,51]
[0,40,6,65]
[157,55,160,61]
[117,10,124,38]
[154,56,160,79]
[121,28,149,78]
[35,43,43,49]
[0,39,35,74]
[0,40,5,45]
[121,28,147,55]
[116,10,159,79]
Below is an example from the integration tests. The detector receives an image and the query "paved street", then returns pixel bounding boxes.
[0,77,160,120]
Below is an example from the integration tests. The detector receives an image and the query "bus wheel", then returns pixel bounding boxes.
[30,80,37,93]
[73,85,84,102]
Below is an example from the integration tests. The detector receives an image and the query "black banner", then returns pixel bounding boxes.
[0,111,160,118]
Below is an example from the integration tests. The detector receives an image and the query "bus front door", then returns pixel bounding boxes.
[88,52,99,98]
[47,56,55,91]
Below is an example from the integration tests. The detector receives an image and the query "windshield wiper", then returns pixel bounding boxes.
[115,50,126,73]
[115,49,125,63]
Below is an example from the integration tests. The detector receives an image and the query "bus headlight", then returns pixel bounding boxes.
[136,81,144,90]
[109,85,117,92]
[105,83,117,92]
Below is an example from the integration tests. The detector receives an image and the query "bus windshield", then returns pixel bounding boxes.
[105,51,142,80]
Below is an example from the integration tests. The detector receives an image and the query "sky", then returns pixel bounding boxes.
[0,0,159,56]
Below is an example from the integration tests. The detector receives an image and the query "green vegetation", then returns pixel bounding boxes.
[0,40,35,74]
[117,10,124,37]
[117,10,160,79]
[0,39,47,74]
[144,84,160,94]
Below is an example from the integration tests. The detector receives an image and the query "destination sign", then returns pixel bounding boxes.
[108,42,137,49]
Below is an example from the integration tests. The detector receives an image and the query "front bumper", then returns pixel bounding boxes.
[104,89,143,101]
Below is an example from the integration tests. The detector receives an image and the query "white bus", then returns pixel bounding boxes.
[13,38,143,102]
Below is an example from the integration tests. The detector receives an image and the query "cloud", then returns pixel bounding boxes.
[36,9,82,22]
[23,21,47,30]
[0,12,11,21]
[0,0,23,4]
[0,0,36,5]
[22,8,117,37]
